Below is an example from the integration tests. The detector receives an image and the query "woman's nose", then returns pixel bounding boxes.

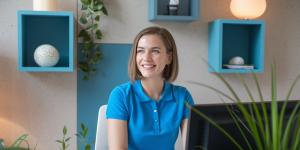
[143,51,152,60]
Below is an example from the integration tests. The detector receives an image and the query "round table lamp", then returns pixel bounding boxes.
[230,0,267,19]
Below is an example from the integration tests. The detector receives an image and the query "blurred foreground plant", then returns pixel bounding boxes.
[187,64,300,150]
[56,123,92,150]
[0,134,35,150]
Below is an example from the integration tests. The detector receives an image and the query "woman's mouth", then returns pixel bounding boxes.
[142,64,156,69]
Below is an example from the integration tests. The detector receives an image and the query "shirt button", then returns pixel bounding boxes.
[155,119,158,122]
[154,110,157,112]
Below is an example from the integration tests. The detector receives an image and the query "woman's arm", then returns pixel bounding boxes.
[180,118,189,149]
[108,119,128,150]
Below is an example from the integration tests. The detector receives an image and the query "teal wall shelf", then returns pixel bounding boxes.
[208,19,265,73]
[18,10,74,72]
[148,0,199,22]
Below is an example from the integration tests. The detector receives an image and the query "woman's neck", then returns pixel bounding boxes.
[141,78,164,101]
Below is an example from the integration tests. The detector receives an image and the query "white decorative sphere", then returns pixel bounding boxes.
[229,56,245,65]
[34,44,60,67]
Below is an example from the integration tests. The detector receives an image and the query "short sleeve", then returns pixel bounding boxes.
[182,89,195,119]
[106,87,129,120]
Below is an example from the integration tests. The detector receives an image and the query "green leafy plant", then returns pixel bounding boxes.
[56,123,92,150]
[76,123,92,150]
[78,0,108,80]
[0,134,35,150]
[187,64,300,150]
[56,126,71,150]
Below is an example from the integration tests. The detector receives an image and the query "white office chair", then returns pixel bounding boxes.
[95,105,183,150]
[95,105,109,150]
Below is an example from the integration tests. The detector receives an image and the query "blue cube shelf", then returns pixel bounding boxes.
[18,10,74,72]
[208,19,265,73]
[148,0,199,22]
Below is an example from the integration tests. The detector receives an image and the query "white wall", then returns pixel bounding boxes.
[0,0,77,149]
[1,0,300,149]
[100,0,300,103]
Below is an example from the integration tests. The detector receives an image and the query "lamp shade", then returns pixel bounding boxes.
[33,0,58,11]
[230,0,267,19]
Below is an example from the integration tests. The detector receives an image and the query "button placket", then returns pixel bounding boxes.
[152,101,160,133]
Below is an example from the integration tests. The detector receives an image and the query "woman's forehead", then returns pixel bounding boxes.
[138,35,164,45]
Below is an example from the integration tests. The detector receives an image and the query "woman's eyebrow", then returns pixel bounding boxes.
[152,47,161,49]
[137,46,145,49]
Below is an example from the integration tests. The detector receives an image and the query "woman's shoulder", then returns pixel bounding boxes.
[170,82,194,104]
[110,81,135,95]
[170,82,189,93]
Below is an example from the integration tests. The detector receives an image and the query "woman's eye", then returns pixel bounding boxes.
[137,49,144,53]
[152,49,160,53]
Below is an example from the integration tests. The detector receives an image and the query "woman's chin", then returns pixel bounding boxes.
[141,74,163,80]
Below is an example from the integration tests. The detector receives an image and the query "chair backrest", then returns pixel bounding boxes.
[95,105,183,150]
[95,105,108,150]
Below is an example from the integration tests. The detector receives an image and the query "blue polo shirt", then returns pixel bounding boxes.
[106,80,194,150]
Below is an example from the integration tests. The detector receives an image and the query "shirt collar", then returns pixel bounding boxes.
[133,80,174,102]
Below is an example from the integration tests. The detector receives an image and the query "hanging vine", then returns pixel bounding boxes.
[78,0,108,80]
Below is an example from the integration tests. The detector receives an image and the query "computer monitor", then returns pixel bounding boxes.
[185,100,298,150]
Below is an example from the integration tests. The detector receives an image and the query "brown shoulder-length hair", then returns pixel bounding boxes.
[128,26,179,82]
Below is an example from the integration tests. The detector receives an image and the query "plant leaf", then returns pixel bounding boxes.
[95,15,100,21]
[66,137,71,142]
[279,75,300,149]
[80,12,88,24]
[56,140,63,144]
[291,113,300,150]
[93,4,103,12]
[101,6,108,16]
[81,4,88,10]
[271,63,279,150]
[0,139,4,149]
[238,75,265,150]
[252,73,271,149]
[79,29,91,42]
[282,101,300,149]
[83,75,89,80]
[217,94,254,150]
[85,144,91,150]
[95,29,102,40]
[83,128,89,137]
[80,0,91,6]
[10,134,28,147]
[63,126,67,135]
[79,29,88,37]
[79,62,90,73]
[81,123,86,131]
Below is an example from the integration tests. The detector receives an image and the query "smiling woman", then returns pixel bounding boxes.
[105,26,194,150]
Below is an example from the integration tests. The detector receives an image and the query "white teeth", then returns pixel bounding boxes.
[142,64,155,68]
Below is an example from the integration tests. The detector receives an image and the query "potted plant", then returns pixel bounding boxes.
[187,64,300,150]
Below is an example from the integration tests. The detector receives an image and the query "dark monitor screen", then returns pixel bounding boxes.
[185,100,298,150]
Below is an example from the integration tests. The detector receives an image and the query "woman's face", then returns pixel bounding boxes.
[136,34,172,79]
